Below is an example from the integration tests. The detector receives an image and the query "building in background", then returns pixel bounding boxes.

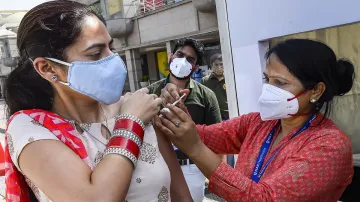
[77,0,221,93]
[4,0,359,157]
[0,10,26,99]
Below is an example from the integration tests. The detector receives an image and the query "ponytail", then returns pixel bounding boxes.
[4,56,53,118]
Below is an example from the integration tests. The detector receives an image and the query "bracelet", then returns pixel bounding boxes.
[107,136,140,159]
[104,147,138,168]
[112,129,142,147]
[116,114,146,131]
[113,119,144,140]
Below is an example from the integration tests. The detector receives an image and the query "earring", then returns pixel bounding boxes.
[310,98,317,103]
[51,75,58,82]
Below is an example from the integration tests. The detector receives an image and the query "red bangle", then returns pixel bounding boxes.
[107,137,140,158]
[114,119,144,140]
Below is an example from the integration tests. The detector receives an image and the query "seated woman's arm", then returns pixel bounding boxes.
[156,126,193,202]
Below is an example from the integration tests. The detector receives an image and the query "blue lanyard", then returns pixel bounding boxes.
[251,115,316,183]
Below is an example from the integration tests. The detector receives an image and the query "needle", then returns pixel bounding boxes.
[172,93,187,106]
[159,93,187,115]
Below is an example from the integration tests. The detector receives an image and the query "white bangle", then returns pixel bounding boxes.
[104,147,138,168]
[112,129,143,147]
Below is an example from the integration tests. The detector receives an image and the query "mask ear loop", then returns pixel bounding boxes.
[25,45,71,86]
[45,57,71,66]
[287,89,309,116]
[287,89,308,101]
[45,57,71,86]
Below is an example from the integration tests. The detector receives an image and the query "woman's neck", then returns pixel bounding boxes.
[51,93,103,124]
[270,115,312,149]
[280,114,312,138]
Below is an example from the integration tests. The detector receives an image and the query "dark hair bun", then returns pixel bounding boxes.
[333,59,355,96]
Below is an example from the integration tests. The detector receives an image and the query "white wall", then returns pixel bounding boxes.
[226,0,360,115]
[138,2,198,43]
[122,1,219,49]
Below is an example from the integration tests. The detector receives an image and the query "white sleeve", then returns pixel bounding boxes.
[6,113,59,171]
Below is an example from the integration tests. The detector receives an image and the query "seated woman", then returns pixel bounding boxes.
[4,1,191,201]
[157,39,355,201]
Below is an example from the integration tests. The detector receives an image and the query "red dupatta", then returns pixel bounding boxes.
[4,109,91,202]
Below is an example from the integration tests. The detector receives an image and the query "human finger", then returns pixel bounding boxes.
[122,92,132,99]
[177,102,187,111]
[138,88,149,94]
[154,115,162,126]
[154,97,163,106]
[161,88,177,104]
[168,86,180,100]
[150,94,158,99]
[159,116,179,135]
[179,89,190,98]
[166,104,191,122]
[160,108,182,126]
[156,116,176,137]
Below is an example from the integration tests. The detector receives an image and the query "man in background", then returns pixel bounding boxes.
[201,53,234,167]
[148,38,222,202]
[192,67,203,82]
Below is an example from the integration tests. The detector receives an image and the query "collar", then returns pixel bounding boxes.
[164,74,195,89]
[209,73,224,81]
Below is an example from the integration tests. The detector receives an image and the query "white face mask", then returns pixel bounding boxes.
[169,58,194,79]
[258,84,300,121]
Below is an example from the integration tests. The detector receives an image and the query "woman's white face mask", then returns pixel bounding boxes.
[258,84,307,121]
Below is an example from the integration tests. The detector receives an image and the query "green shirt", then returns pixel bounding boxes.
[147,76,222,125]
[201,74,229,119]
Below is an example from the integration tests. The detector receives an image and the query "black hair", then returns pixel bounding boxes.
[4,0,106,118]
[266,38,355,118]
[172,37,204,65]
[210,53,222,67]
